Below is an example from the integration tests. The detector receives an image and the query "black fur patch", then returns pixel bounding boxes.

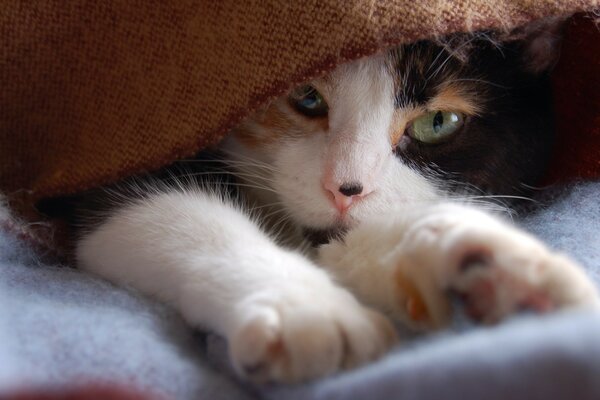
[391,35,555,196]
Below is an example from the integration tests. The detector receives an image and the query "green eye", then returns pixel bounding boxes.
[408,111,465,144]
[289,85,328,117]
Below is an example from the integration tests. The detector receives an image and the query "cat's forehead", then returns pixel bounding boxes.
[317,40,481,116]
[389,41,469,107]
[318,54,392,101]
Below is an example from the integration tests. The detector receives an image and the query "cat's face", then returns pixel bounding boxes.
[223,30,558,239]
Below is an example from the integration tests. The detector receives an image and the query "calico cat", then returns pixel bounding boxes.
[75,21,599,383]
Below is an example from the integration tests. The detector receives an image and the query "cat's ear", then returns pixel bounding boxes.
[510,16,566,74]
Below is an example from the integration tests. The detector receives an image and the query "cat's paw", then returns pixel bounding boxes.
[228,282,396,384]
[393,206,600,325]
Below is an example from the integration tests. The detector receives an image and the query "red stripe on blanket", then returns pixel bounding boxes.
[5,384,162,400]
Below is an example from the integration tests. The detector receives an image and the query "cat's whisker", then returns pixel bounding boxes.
[449,194,537,203]
[221,182,280,195]
[249,205,291,234]
[226,161,278,174]
[188,179,275,196]
[220,151,280,172]
[269,212,296,242]
[478,31,505,57]
[442,77,510,89]
[260,205,291,222]
[235,175,278,186]
[163,171,278,194]
[454,198,518,219]
[463,195,537,202]
[426,34,471,74]
[175,169,278,186]
[426,34,477,81]
[178,157,279,174]
[271,218,291,240]
[249,201,287,211]
[519,182,553,191]
[223,150,272,166]
[452,201,515,219]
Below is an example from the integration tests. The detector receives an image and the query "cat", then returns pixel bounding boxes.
[73,20,599,384]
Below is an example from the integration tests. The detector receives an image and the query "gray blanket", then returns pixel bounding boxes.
[1,182,599,399]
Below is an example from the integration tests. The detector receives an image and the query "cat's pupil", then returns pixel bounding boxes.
[432,111,444,133]
[301,94,319,109]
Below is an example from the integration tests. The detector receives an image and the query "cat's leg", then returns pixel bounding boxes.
[77,190,395,383]
[319,203,600,330]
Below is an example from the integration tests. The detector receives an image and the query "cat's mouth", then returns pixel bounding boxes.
[302,227,347,247]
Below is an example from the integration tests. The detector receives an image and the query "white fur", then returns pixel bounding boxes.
[77,190,395,383]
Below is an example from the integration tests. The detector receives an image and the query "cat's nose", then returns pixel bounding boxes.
[338,183,363,197]
[323,180,371,213]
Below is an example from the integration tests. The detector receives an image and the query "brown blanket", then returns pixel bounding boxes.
[0,1,599,251]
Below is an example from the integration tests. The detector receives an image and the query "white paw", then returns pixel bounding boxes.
[392,206,600,325]
[228,282,396,383]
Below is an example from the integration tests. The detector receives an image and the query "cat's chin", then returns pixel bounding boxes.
[302,226,347,247]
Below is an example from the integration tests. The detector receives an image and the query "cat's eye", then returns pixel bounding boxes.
[407,111,465,144]
[289,85,328,117]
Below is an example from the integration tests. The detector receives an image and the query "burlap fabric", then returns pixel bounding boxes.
[1,1,599,252]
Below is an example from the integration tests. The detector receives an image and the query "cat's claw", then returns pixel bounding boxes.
[229,284,396,384]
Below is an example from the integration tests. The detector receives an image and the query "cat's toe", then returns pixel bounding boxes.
[229,305,290,383]
[229,287,396,383]
[445,230,600,323]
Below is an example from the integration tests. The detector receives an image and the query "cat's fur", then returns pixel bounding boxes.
[75,22,599,383]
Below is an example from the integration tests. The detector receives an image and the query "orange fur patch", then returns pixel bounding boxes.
[389,106,424,145]
[395,267,429,323]
[232,123,272,148]
[428,84,482,115]
[234,100,328,147]
[232,104,293,147]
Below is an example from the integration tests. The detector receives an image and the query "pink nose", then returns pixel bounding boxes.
[323,181,369,213]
